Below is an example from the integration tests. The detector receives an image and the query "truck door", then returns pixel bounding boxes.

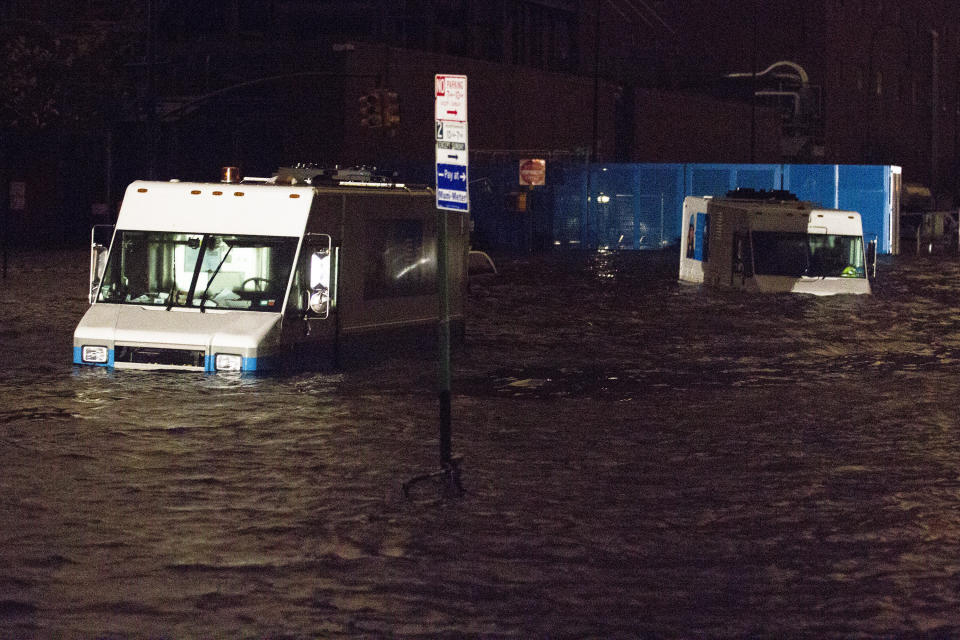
[282,233,338,368]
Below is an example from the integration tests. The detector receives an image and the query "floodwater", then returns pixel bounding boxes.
[3,247,960,638]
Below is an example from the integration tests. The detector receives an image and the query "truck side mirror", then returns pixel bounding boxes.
[299,287,327,318]
[866,239,877,279]
[88,224,114,303]
[89,244,108,303]
[308,279,329,317]
[304,233,332,319]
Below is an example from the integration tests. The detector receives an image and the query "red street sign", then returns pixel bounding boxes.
[519,159,546,186]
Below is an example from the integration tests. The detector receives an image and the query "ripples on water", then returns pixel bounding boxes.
[3,248,960,637]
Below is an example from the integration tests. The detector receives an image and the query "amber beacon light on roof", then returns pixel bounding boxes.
[220,166,242,183]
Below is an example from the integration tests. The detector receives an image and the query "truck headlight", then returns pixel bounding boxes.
[214,353,243,371]
[81,345,109,363]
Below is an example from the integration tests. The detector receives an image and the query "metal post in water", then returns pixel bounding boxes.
[437,208,452,466]
[402,208,463,498]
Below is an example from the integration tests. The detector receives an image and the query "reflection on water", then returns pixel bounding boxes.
[3,248,960,637]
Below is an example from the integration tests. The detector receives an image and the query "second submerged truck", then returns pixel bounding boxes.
[679,190,872,296]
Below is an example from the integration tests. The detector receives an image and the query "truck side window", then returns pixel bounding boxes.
[695,212,710,262]
[363,219,435,299]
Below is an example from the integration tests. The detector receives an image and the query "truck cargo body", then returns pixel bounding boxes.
[73,179,468,372]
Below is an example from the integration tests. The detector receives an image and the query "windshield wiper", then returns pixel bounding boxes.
[165,282,178,311]
[199,244,233,313]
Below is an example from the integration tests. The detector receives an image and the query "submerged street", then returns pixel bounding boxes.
[3,247,960,637]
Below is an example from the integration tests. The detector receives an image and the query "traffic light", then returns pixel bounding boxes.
[382,90,400,128]
[358,91,382,127]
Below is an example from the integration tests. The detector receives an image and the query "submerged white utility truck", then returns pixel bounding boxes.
[73,167,468,372]
[679,190,872,296]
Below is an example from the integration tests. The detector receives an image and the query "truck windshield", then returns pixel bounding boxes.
[752,231,866,278]
[96,230,298,311]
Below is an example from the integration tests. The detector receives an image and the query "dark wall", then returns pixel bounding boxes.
[631,88,782,163]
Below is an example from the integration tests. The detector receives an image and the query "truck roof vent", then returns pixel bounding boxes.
[275,163,399,187]
[725,188,798,201]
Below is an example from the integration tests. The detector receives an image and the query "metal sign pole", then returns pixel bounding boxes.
[437,208,453,466]
[401,207,463,497]
[403,74,468,498]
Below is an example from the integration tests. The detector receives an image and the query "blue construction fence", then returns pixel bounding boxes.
[469,162,901,255]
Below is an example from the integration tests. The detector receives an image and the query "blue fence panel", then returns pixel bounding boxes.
[783,164,838,208]
[636,164,685,248]
[685,163,781,197]
[735,166,782,191]
[583,163,686,249]
[590,165,635,249]
[502,162,896,254]
[549,163,589,248]
[837,165,891,253]
[689,167,733,197]
[469,161,522,252]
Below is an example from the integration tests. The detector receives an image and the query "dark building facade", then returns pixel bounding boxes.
[2,0,958,246]
[668,0,960,201]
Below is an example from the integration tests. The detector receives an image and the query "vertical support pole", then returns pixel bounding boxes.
[660,193,665,248]
[437,208,452,466]
[931,30,940,197]
[834,164,840,209]
[146,0,159,179]
[591,0,600,165]
[2,173,7,280]
[587,0,601,250]
[105,129,113,221]
[750,0,758,163]
[582,150,591,248]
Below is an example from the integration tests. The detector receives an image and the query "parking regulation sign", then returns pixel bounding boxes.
[435,75,467,122]
[436,161,468,210]
[435,74,468,212]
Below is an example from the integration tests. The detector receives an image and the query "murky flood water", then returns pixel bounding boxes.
[3,247,960,638]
